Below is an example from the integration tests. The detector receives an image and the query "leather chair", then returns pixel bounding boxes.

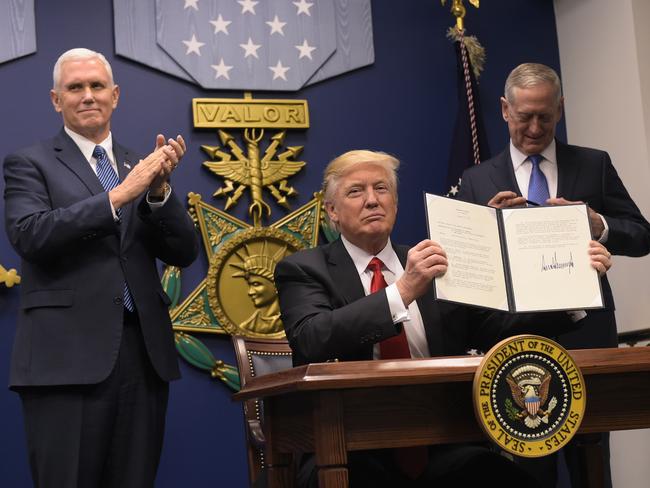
[232,335,293,487]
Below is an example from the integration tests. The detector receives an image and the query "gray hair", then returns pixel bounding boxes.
[322,150,399,231]
[504,63,562,104]
[52,48,114,90]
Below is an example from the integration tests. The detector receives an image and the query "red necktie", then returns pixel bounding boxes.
[368,257,411,360]
[367,257,428,479]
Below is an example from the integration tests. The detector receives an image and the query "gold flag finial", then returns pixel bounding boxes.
[441,0,480,32]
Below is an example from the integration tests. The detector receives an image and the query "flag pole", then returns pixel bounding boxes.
[441,0,489,197]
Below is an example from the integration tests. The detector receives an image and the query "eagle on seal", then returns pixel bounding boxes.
[506,365,557,428]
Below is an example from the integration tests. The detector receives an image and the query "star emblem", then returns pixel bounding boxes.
[240,37,262,59]
[293,0,314,16]
[165,131,323,392]
[266,15,287,36]
[183,34,205,56]
[269,60,290,81]
[211,58,233,80]
[295,39,316,60]
[210,14,231,35]
[184,0,199,10]
[238,0,258,15]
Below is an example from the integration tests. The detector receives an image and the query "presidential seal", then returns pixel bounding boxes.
[472,335,586,457]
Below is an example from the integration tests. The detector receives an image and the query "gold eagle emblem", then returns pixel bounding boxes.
[506,365,558,428]
[202,129,305,226]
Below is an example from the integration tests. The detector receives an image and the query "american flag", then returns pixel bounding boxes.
[445,32,489,197]
[114,0,374,91]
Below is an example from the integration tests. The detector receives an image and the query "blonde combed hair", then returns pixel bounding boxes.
[322,150,400,231]
[322,150,399,203]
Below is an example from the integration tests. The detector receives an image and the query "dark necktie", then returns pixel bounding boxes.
[93,145,135,312]
[527,154,550,205]
[367,257,428,479]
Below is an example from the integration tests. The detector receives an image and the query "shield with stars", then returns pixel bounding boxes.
[115,0,375,90]
[156,0,337,90]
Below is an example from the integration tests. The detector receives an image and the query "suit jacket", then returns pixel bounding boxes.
[457,141,650,348]
[274,238,578,366]
[3,129,199,387]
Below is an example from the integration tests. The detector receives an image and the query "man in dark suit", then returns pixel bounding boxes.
[3,48,199,487]
[457,62,650,487]
[274,149,611,487]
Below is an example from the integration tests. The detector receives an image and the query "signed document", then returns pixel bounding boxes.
[425,193,604,312]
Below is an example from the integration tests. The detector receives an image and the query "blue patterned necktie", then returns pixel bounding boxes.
[527,154,550,206]
[93,145,135,312]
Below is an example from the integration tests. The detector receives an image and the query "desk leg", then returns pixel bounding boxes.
[266,463,293,488]
[265,400,294,488]
[314,391,348,488]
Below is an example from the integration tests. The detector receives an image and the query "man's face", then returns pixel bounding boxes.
[501,83,563,155]
[50,58,119,143]
[326,162,397,253]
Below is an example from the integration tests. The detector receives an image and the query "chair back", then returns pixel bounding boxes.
[232,335,293,486]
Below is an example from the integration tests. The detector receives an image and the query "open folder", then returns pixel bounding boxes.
[424,193,604,313]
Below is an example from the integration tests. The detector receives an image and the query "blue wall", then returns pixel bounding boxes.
[0,0,564,485]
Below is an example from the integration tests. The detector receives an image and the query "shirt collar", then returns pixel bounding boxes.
[64,126,114,163]
[340,235,400,276]
[509,139,557,170]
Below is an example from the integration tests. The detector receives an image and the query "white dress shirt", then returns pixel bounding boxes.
[340,235,431,359]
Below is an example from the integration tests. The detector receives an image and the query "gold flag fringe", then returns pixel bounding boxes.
[446,27,486,80]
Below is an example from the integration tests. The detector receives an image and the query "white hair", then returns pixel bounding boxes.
[504,63,562,104]
[52,48,114,90]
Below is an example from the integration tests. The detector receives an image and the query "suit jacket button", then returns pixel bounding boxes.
[113,297,123,305]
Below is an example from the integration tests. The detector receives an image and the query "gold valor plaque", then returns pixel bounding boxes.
[193,97,309,129]
[473,335,586,457]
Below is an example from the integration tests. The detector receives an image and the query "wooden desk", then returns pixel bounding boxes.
[233,347,650,488]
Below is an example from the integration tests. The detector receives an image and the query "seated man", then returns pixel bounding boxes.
[274,149,611,487]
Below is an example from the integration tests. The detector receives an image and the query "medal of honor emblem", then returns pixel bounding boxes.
[473,335,586,457]
[207,227,305,338]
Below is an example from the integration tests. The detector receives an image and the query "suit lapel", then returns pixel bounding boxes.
[113,142,136,183]
[325,239,366,303]
[52,130,138,244]
[53,129,104,196]
[555,140,579,198]
[489,148,521,194]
